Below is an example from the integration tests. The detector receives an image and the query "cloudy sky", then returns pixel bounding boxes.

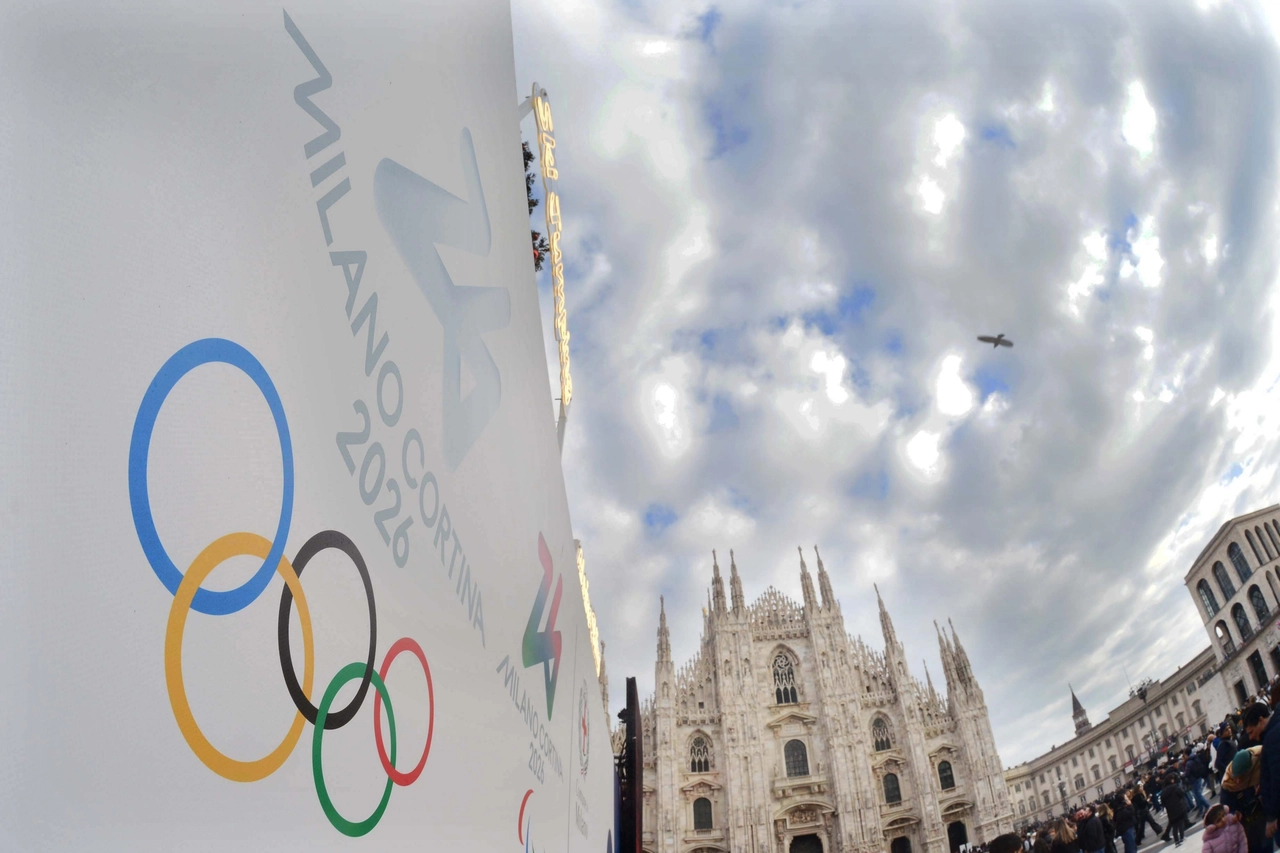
[510,0,1280,766]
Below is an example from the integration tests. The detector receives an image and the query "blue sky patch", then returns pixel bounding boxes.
[838,286,876,323]
[972,364,1011,401]
[709,394,739,432]
[644,504,679,534]
[696,7,722,43]
[803,309,838,336]
[980,124,1016,149]
[884,330,904,355]
[704,99,751,159]
[852,470,889,500]
[1225,462,1244,483]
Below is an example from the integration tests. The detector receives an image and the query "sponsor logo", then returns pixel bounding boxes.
[579,681,591,776]
[523,533,564,719]
[128,338,435,837]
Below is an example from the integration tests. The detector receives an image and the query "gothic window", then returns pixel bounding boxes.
[693,797,712,831]
[1259,527,1275,560]
[872,717,893,752]
[938,761,956,790]
[1198,580,1221,616]
[773,653,798,705]
[1268,522,1280,556]
[1215,562,1237,600]
[1216,620,1236,655]
[1250,586,1271,622]
[1248,531,1264,565]
[1230,543,1253,583]
[884,772,902,804]
[784,739,809,778]
[690,736,711,773]
[1233,604,1254,641]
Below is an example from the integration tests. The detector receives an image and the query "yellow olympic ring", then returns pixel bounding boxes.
[164,532,315,782]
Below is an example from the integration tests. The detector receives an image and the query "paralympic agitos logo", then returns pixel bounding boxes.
[128,339,435,838]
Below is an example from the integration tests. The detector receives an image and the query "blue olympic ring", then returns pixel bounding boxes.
[128,338,294,616]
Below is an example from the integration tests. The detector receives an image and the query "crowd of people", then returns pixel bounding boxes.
[970,682,1280,853]
[973,681,1280,853]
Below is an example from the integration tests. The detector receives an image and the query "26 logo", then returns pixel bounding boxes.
[523,533,564,718]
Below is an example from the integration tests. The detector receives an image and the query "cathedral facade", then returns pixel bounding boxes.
[634,549,1014,853]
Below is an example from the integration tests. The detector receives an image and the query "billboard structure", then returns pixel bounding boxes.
[0,1,614,850]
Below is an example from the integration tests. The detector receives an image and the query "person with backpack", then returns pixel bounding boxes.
[1163,773,1192,847]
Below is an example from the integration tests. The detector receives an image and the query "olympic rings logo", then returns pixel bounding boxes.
[128,338,434,837]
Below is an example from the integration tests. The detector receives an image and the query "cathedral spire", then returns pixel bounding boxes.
[876,584,898,647]
[711,550,727,615]
[729,549,745,615]
[798,547,817,610]
[814,545,835,610]
[657,596,671,663]
[925,659,938,702]
[949,618,973,680]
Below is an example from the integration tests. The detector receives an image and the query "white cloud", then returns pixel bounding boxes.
[905,429,942,477]
[918,176,945,214]
[1135,326,1155,360]
[811,349,851,404]
[1122,81,1157,158]
[1203,234,1219,263]
[934,113,967,167]
[936,354,975,416]
[1120,215,1165,288]
[1066,230,1109,317]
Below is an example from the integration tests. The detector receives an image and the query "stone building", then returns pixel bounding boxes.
[633,548,1014,853]
[1002,649,1228,829]
[1184,505,1280,706]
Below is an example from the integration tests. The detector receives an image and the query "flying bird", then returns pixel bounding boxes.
[977,333,1013,349]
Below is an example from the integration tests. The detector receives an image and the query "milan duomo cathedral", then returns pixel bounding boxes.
[632,548,1014,853]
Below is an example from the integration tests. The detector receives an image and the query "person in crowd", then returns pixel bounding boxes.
[1132,784,1164,845]
[1220,743,1271,853]
[1163,772,1191,847]
[1113,791,1138,853]
[1221,727,1242,783]
[1049,817,1081,853]
[1202,804,1249,853]
[1033,824,1056,853]
[1097,801,1118,853]
[1241,703,1280,847]
[991,834,1024,853]
[1077,806,1105,853]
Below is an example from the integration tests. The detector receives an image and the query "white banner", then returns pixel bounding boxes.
[0,2,614,850]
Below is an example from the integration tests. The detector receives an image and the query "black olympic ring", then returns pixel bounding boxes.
[277,530,377,730]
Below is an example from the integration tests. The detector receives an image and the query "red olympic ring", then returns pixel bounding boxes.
[374,636,434,786]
